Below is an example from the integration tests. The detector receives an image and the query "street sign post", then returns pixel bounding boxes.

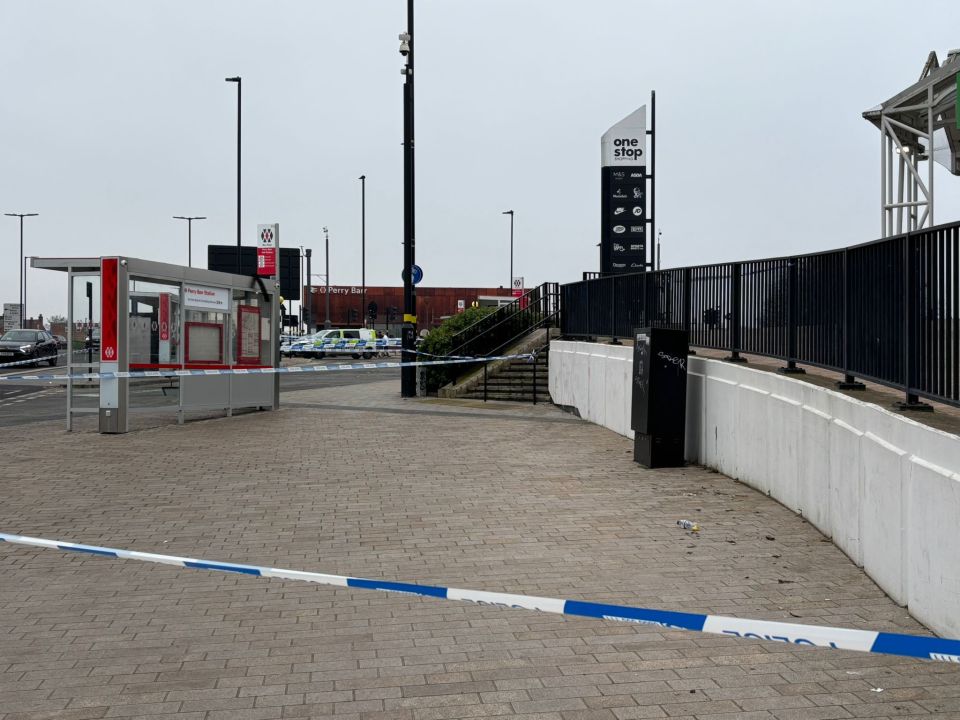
[511,276,524,298]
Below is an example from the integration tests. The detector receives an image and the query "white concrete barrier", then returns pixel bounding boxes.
[549,339,960,639]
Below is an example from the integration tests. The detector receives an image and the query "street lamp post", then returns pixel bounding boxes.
[225,76,241,274]
[323,226,331,329]
[399,0,416,397]
[304,248,313,332]
[5,212,38,328]
[173,216,206,267]
[502,210,514,288]
[359,174,366,327]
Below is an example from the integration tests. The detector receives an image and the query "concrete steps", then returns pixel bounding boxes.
[460,357,551,403]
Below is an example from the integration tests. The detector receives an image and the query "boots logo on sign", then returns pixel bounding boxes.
[613,225,626,234]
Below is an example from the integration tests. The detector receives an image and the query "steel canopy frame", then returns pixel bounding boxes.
[863,49,960,237]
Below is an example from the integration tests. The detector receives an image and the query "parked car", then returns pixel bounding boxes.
[84,328,100,351]
[52,334,67,349]
[0,329,59,366]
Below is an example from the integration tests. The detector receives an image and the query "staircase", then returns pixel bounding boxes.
[460,351,550,403]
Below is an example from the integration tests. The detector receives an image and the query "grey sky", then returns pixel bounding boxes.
[3,0,959,321]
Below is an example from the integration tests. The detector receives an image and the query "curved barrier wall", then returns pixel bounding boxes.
[549,340,960,639]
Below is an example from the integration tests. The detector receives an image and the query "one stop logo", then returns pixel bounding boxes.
[260,227,274,245]
[612,137,644,161]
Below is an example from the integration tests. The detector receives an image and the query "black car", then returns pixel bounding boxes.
[0,329,59,366]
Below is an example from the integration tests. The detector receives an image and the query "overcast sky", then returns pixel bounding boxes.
[3,0,959,321]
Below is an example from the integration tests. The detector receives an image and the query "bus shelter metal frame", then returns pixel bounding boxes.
[33,256,280,433]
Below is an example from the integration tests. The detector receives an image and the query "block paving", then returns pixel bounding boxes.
[0,378,958,719]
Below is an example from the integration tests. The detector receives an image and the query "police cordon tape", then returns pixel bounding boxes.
[0,348,95,371]
[0,353,534,383]
[0,531,957,664]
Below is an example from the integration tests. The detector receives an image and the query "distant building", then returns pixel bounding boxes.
[304,285,514,332]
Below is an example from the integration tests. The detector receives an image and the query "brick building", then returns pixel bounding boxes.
[304,285,513,332]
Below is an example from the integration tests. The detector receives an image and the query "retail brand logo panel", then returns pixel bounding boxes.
[601,105,648,275]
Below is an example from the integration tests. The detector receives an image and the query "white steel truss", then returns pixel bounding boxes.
[863,49,960,237]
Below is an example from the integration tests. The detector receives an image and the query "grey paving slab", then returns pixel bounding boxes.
[0,378,957,719]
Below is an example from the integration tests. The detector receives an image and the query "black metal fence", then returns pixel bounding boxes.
[449,282,561,360]
[561,221,960,408]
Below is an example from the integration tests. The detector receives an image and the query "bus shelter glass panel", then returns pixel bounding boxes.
[69,273,100,413]
[231,290,269,365]
[128,278,182,411]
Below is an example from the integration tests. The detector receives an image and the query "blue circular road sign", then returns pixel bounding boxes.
[410,264,423,285]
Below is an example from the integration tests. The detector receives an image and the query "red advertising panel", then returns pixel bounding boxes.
[100,257,119,362]
[159,293,170,341]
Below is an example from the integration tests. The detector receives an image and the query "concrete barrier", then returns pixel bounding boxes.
[549,339,960,639]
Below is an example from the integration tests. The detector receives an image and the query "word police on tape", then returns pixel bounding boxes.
[0,532,957,664]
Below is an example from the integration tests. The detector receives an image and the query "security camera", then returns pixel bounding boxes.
[399,32,410,56]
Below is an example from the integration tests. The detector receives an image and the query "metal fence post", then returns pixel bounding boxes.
[609,276,621,344]
[683,267,695,355]
[896,231,931,410]
[779,258,805,374]
[725,262,746,362]
[532,352,537,405]
[838,248,865,390]
[483,360,488,403]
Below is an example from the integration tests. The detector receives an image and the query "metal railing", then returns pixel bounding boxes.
[449,282,561,360]
[561,221,960,408]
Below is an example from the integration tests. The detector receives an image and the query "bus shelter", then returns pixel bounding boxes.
[33,256,280,433]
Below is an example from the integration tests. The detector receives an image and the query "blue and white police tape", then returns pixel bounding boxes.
[0,532,957,664]
[0,348,91,371]
[0,353,534,383]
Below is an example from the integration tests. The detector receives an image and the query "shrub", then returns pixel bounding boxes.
[418,306,495,393]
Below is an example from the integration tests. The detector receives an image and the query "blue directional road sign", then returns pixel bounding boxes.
[411,264,423,285]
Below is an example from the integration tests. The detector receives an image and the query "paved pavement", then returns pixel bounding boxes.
[0,378,958,719]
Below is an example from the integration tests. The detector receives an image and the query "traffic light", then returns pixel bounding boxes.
[367,301,378,321]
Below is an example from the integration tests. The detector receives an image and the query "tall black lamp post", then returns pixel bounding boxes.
[502,209,514,288]
[5,212,38,327]
[173,216,206,267]
[400,0,416,397]
[225,76,241,274]
[359,174,366,327]
[323,226,331,329]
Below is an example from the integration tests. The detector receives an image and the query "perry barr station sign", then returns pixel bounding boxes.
[600,105,647,275]
[257,223,279,277]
